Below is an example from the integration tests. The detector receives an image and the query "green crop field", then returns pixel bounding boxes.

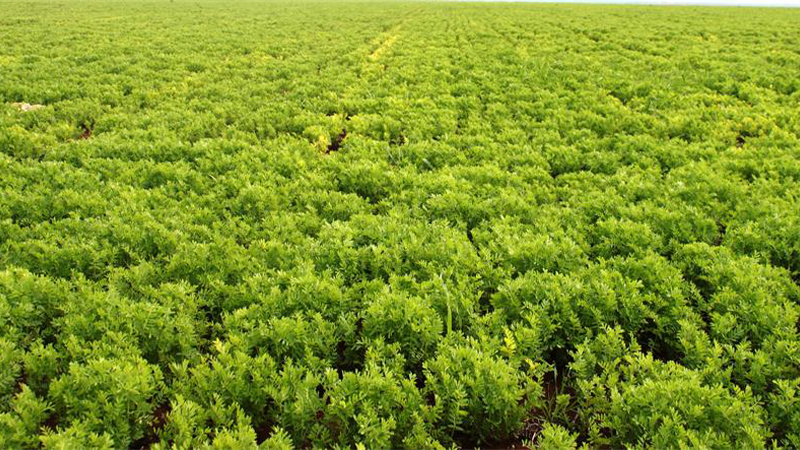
[1,1,800,448]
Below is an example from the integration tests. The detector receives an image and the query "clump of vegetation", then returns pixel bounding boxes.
[2,0,800,447]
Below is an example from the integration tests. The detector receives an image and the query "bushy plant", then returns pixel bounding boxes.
[48,356,164,448]
[2,2,800,447]
[424,341,539,444]
[361,289,443,368]
[571,327,770,448]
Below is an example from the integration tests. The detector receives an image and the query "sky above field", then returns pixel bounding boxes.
[468,0,800,5]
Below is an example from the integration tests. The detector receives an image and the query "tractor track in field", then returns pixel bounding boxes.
[322,9,423,155]
[368,27,401,61]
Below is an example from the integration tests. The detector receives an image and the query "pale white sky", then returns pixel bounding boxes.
[468,0,800,5]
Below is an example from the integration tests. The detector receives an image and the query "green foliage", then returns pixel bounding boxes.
[572,327,770,448]
[535,423,585,450]
[39,424,115,450]
[1,1,799,447]
[324,366,428,448]
[260,428,294,450]
[49,356,164,448]
[0,386,51,448]
[768,379,800,448]
[0,268,65,347]
[362,289,443,368]
[0,339,22,407]
[424,342,538,444]
[153,395,260,450]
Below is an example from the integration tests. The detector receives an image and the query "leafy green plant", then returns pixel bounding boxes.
[424,342,539,444]
[571,327,770,448]
[1,1,800,447]
[49,356,164,448]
